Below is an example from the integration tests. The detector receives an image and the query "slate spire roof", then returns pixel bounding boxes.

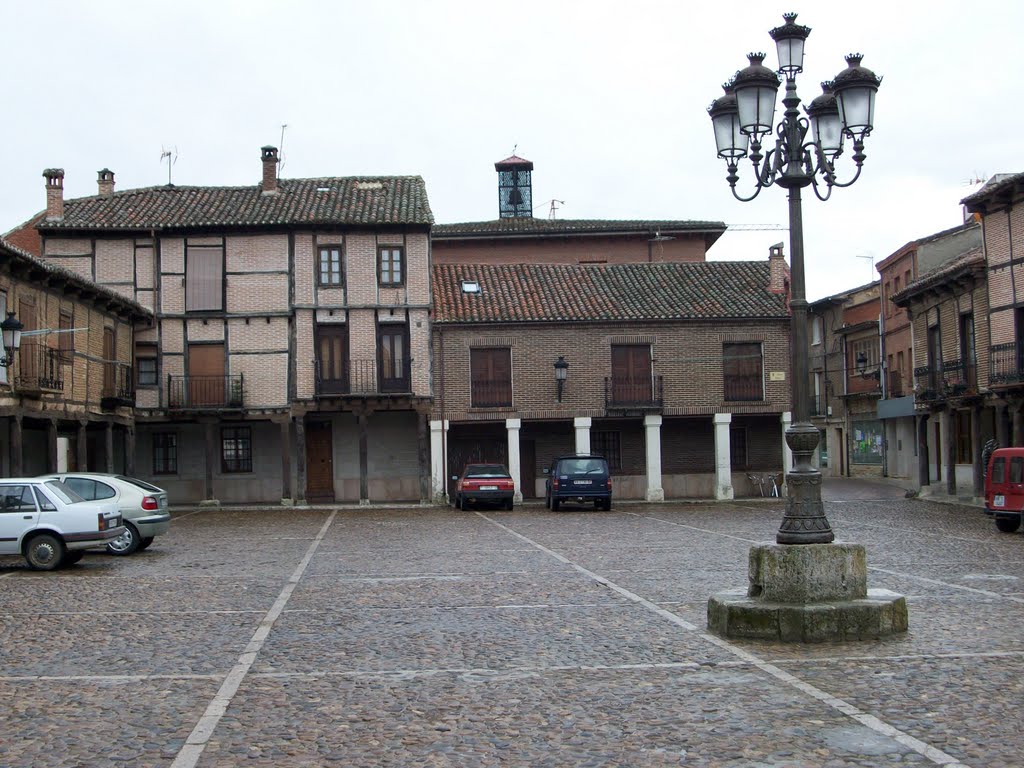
[35,176,433,232]
[433,262,789,323]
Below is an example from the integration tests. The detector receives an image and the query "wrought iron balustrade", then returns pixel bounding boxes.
[101,363,135,407]
[990,341,1024,385]
[914,359,977,401]
[16,342,64,393]
[471,378,512,408]
[888,370,904,397]
[605,376,664,409]
[723,376,763,402]
[314,358,413,396]
[168,374,244,409]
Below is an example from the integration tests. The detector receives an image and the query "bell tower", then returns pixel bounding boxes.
[495,154,533,218]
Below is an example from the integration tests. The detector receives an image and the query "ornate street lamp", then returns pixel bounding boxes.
[1,311,23,368]
[708,12,881,545]
[554,356,569,402]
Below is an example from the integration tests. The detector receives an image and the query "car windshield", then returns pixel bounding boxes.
[43,480,85,504]
[465,465,509,479]
[561,459,606,474]
[115,475,163,492]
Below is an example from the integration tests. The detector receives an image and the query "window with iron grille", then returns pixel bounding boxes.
[318,246,343,286]
[591,431,621,471]
[222,427,252,473]
[470,347,512,407]
[723,343,763,401]
[379,246,404,286]
[730,426,748,469]
[153,432,178,475]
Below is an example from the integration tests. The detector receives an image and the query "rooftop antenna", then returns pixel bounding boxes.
[548,199,564,220]
[856,253,875,281]
[279,124,288,175]
[160,146,178,186]
[962,172,987,186]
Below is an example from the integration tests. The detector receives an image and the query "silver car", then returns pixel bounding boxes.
[42,473,171,556]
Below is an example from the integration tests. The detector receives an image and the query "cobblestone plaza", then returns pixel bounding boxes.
[1,487,1021,767]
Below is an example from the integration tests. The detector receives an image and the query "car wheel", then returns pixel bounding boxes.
[60,551,85,567]
[551,497,560,511]
[995,517,1021,533]
[504,498,514,510]
[25,534,66,571]
[459,494,468,511]
[137,537,155,551]
[107,522,141,556]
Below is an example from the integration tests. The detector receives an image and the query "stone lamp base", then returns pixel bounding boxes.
[707,543,908,643]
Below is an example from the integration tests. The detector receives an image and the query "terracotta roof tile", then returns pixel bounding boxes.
[433,262,789,323]
[36,176,433,232]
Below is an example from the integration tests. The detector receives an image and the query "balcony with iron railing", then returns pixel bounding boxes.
[605,376,664,411]
[471,378,512,408]
[990,341,1024,386]
[314,358,413,397]
[914,358,977,402]
[101,363,135,409]
[723,376,763,402]
[16,342,64,394]
[167,374,244,410]
[887,369,905,398]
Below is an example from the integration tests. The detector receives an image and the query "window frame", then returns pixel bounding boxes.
[318,245,344,287]
[723,342,764,402]
[470,347,513,408]
[137,356,158,387]
[378,245,405,287]
[729,426,749,469]
[221,426,253,474]
[185,243,225,312]
[591,431,622,471]
[153,432,178,475]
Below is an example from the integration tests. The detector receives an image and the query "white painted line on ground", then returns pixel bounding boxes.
[170,511,337,768]
[868,567,1024,606]
[479,511,971,768]
[0,673,223,682]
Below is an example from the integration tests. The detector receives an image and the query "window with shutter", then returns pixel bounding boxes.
[471,348,512,407]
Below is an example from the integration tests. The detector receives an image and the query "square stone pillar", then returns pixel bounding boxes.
[574,417,592,455]
[780,411,793,495]
[713,413,734,500]
[506,418,523,503]
[430,419,449,504]
[643,414,664,501]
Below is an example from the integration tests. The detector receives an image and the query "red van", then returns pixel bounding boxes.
[985,447,1024,533]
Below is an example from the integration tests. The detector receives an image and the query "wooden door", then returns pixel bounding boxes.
[188,343,225,406]
[305,421,335,502]
[316,326,349,394]
[611,345,652,403]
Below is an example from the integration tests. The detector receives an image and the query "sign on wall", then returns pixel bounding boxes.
[851,420,884,465]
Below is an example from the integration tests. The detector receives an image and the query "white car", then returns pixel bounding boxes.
[0,478,124,570]
[41,473,171,556]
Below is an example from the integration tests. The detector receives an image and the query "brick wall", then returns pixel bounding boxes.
[433,234,708,265]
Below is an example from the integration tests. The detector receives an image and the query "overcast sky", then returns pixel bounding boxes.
[2,1,1017,300]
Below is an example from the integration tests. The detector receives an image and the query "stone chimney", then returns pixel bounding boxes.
[43,168,65,221]
[768,242,790,298]
[97,168,115,197]
[261,146,279,193]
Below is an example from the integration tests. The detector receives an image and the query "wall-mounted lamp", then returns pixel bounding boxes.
[554,356,568,402]
[1,312,23,368]
[855,350,879,379]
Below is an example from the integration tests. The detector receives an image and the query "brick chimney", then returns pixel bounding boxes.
[261,146,279,193]
[43,168,65,221]
[97,168,115,197]
[768,242,790,297]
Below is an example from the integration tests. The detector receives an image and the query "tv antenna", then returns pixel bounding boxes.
[160,146,178,186]
[279,124,288,175]
[962,172,987,187]
[856,253,875,280]
[548,199,564,219]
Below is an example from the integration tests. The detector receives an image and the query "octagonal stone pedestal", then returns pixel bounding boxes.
[707,542,908,643]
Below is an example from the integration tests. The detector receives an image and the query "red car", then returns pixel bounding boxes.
[453,464,515,510]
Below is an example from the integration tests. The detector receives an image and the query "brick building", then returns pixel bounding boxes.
[0,238,151,476]
[429,155,794,501]
[19,150,433,504]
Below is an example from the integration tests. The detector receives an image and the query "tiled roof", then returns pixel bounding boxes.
[0,239,151,320]
[432,218,726,238]
[961,172,1024,212]
[433,262,789,323]
[36,176,433,232]
[891,248,985,306]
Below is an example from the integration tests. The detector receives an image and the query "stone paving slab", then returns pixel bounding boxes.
[306,546,567,578]
[0,678,218,768]
[257,603,737,674]
[199,666,920,767]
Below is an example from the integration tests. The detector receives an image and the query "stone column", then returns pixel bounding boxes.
[47,419,58,474]
[506,418,523,503]
[643,414,664,501]
[417,412,430,504]
[279,419,293,505]
[10,415,23,477]
[295,417,307,504]
[574,417,592,455]
[430,419,449,503]
[104,421,114,473]
[943,409,956,496]
[917,414,930,488]
[203,421,216,503]
[713,413,733,501]
[77,420,88,472]
[780,411,793,494]
[972,404,984,498]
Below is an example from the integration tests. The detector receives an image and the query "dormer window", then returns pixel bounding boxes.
[461,280,481,294]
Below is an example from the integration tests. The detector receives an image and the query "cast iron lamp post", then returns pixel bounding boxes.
[1,311,23,368]
[708,12,881,544]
